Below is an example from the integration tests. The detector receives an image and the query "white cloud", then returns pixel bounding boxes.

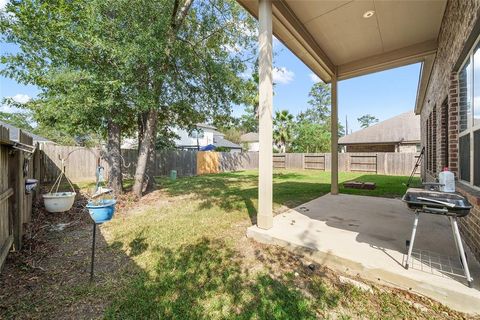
[273,67,294,84]
[0,104,22,113]
[309,73,320,83]
[0,94,31,113]
[11,94,31,104]
[0,0,8,11]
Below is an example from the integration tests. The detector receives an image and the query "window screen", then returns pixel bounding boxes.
[474,45,480,127]
[459,134,471,182]
[459,60,472,132]
[475,130,480,187]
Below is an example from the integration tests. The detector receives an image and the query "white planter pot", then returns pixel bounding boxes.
[43,192,76,213]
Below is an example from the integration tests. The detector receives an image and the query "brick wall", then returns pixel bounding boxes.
[421,0,480,261]
[438,98,449,170]
[345,144,395,153]
[448,73,460,176]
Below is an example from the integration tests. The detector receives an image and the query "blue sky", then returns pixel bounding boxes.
[256,40,421,133]
[1,31,421,133]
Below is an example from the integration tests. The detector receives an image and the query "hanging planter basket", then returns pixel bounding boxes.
[25,178,38,194]
[43,159,77,213]
[86,199,116,224]
[43,192,77,213]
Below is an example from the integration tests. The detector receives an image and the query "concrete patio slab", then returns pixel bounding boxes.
[247,194,480,314]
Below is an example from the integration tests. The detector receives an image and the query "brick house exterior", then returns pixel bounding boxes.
[339,111,420,153]
[420,0,480,261]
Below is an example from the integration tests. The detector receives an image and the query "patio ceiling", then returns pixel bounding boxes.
[237,0,447,113]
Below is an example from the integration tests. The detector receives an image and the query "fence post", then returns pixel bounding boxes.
[33,143,41,201]
[8,145,23,250]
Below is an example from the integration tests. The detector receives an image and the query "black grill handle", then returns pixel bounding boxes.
[422,206,449,214]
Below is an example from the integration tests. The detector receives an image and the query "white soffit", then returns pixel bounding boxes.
[236,0,447,111]
[237,0,446,78]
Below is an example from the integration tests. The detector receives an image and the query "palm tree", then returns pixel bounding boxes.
[273,110,294,153]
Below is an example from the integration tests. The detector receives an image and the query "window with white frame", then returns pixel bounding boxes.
[459,38,480,187]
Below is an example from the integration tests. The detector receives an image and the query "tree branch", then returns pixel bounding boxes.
[173,0,194,31]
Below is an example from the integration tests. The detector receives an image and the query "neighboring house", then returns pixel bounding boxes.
[173,123,242,153]
[0,120,53,144]
[419,1,480,262]
[338,112,420,153]
[240,132,259,152]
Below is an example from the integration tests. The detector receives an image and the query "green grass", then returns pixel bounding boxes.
[97,170,428,319]
[20,169,461,319]
[154,170,416,218]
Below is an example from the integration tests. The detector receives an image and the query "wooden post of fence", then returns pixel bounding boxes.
[33,143,41,201]
[8,141,23,250]
[0,126,13,270]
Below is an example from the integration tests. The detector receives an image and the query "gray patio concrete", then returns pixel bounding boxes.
[247,194,480,314]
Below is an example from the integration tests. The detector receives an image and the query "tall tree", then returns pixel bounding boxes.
[239,105,258,133]
[273,110,294,153]
[1,0,256,197]
[0,0,131,193]
[297,82,331,123]
[291,81,344,153]
[357,114,379,128]
[291,121,330,153]
[122,0,256,196]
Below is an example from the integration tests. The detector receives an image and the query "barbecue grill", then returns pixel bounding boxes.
[402,188,473,287]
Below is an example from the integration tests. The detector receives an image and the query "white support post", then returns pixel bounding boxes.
[257,0,273,229]
[331,76,339,195]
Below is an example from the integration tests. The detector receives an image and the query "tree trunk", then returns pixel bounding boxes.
[144,138,157,192]
[137,113,146,153]
[107,119,123,194]
[137,112,156,191]
[132,109,158,197]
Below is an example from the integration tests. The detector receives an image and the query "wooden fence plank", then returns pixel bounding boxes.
[0,132,11,270]
[40,147,420,183]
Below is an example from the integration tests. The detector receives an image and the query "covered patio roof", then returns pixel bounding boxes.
[241,0,448,231]
[237,0,447,113]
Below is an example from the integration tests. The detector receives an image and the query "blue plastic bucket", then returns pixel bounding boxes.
[86,199,116,224]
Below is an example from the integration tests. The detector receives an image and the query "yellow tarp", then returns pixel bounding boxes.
[197,151,220,175]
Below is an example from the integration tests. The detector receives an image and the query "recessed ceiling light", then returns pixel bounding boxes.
[363,10,375,18]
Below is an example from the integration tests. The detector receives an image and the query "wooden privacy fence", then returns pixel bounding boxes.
[41,145,198,182]
[0,126,38,270]
[196,152,419,175]
[40,145,421,180]
[349,155,378,174]
[40,144,107,182]
[304,154,326,170]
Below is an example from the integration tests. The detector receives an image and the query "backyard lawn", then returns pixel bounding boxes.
[2,170,471,319]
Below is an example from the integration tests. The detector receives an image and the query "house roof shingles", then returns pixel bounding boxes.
[338,111,420,145]
[214,136,242,149]
[240,132,259,143]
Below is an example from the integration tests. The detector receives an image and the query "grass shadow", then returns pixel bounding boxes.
[157,172,333,224]
[105,238,320,319]
[156,170,417,226]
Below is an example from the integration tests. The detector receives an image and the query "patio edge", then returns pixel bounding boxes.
[247,225,480,315]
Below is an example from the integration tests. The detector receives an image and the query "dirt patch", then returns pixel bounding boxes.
[234,238,475,319]
[0,193,138,319]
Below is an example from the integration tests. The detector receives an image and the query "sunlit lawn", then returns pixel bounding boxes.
[94,170,448,319]
[15,169,461,319]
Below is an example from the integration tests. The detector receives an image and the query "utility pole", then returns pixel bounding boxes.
[345,115,348,137]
